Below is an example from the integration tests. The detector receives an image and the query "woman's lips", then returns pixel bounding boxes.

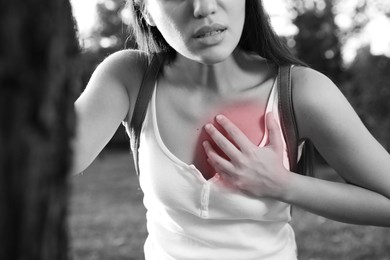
[193,24,227,39]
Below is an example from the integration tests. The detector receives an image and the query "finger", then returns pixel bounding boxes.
[208,161,237,189]
[215,114,255,152]
[203,141,236,174]
[265,112,283,150]
[204,123,241,161]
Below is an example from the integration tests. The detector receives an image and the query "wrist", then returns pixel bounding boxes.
[272,168,296,202]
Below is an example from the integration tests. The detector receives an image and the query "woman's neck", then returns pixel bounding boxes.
[163,49,275,95]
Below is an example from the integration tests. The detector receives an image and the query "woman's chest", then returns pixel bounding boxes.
[138,78,291,222]
[154,83,273,179]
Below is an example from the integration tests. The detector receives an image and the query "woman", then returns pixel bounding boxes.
[72,0,390,259]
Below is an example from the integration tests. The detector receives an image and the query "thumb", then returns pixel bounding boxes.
[265,112,283,150]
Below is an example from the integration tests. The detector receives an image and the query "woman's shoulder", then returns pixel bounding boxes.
[290,65,340,106]
[289,66,350,139]
[101,49,149,67]
[291,65,334,89]
[84,50,152,124]
[95,49,149,91]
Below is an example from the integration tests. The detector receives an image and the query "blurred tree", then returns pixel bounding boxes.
[285,0,390,149]
[288,0,343,83]
[334,0,369,45]
[342,46,390,149]
[78,0,133,87]
[331,0,390,149]
[91,0,135,53]
[0,0,80,259]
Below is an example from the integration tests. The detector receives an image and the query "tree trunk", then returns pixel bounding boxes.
[0,0,79,259]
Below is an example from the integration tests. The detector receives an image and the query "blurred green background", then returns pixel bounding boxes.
[69,0,390,259]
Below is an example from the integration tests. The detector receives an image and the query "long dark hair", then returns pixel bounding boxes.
[127,0,306,66]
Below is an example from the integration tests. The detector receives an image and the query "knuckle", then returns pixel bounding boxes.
[214,159,223,168]
[219,140,229,151]
[225,122,235,132]
[235,179,245,190]
[229,127,240,137]
[246,147,259,159]
[236,156,247,166]
[209,152,218,161]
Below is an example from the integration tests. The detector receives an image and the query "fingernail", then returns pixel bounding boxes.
[216,115,224,122]
[205,124,212,131]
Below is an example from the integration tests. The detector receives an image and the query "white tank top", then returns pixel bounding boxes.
[136,77,299,260]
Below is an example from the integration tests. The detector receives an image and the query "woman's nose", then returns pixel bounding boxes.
[193,0,217,18]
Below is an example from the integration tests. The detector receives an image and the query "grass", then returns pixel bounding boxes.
[70,150,390,260]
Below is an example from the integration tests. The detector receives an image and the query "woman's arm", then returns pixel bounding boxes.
[203,67,390,227]
[71,50,147,175]
[284,66,390,226]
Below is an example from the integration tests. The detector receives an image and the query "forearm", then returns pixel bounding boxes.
[280,173,390,227]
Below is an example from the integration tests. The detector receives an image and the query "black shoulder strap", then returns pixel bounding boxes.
[278,65,314,176]
[129,54,165,176]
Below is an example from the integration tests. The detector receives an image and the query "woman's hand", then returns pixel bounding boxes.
[203,113,290,199]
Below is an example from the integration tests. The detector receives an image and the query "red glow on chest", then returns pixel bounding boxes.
[193,101,266,180]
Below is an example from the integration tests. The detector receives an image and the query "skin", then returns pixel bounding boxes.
[73,0,390,227]
[144,0,245,64]
[203,67,390,226]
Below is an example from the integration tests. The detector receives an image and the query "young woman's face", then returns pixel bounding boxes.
[145,0,246,64]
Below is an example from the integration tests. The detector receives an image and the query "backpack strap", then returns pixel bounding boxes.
[129,54,165,176]
[278,65,314,175]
